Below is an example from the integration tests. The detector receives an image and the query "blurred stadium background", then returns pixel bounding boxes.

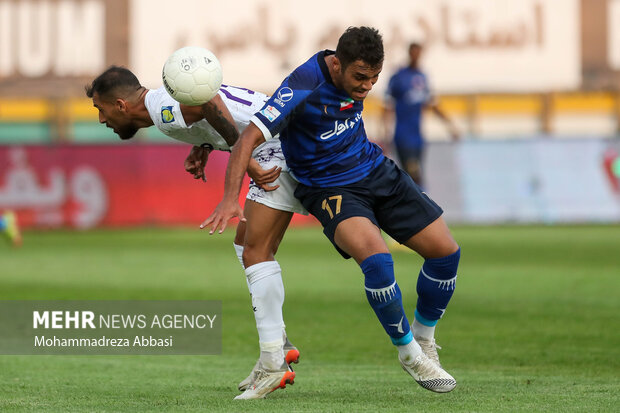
[1,0,620,228]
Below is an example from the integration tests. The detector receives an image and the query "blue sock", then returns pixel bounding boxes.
[361,253,412,345]
[416,248,460,325]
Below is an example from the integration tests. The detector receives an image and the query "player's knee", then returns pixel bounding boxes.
[242,243,274,267]
[442,240,460,257]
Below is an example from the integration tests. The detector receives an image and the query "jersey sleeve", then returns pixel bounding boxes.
[251,66,320,140]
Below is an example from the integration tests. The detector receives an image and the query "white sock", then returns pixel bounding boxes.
[397,339,423,363]
[259,339,285,370]
[246,261,286,346]
[412,318,436,341]
[233,243,246,269]
[233,243,251,292]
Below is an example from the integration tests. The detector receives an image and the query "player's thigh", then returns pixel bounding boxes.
[243,200,293,254]
[375,159,442,243]
[294,183,382,261]
[403,216,458,259]
[333,217,389,264]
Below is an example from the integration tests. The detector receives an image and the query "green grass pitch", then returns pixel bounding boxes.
[0,224,618,412]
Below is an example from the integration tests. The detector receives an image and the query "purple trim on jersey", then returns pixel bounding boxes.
[219,85,253,106]
[221,84,256,94]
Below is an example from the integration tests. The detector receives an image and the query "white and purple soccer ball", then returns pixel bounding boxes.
[162,46,223,106]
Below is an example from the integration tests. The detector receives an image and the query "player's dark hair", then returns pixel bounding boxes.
[335,26,384,69]
[85,66,142,100]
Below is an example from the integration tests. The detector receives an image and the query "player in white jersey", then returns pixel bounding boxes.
[86,66,302,397]
[143,84,304,215]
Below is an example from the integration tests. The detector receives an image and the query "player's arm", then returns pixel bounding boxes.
[200,123,266,234]
[428,101,460,141]
[179,94,240,181]
[180,94,240,146]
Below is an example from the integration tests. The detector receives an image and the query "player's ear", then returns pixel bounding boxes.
[333,56,342,74]
[116,98,127,112]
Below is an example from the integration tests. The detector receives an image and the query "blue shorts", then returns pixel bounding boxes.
[396,145,423,168]
[294,158,443,259]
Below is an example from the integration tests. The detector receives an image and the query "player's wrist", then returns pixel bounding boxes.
[200,143,214,152]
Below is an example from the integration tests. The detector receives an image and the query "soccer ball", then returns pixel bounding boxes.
[162,46,223,106]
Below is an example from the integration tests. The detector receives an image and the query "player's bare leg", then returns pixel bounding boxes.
[234,200,298,397]
[333,217,455,392]
[403,216,460,368]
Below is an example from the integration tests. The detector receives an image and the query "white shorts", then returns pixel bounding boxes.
[247,138,307,215]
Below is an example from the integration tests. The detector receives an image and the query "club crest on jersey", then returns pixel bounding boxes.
[161,106,175,123]
[339,98,354,111]
[274,87,293,107]
[260,105,281,122]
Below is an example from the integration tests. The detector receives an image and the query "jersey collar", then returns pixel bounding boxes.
[318,49,335,85]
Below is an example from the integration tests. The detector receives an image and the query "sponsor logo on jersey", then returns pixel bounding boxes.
[260,105,281,122]
[274,87,293,107]
[161,106,175,123]
[320,112,362,140]
[339,98,354,111]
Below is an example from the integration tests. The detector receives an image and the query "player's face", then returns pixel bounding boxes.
[337,59,382,101]
[91,92,138,140]
[409,46,422,66]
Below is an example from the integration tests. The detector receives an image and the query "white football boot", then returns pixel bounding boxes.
[238,338,299,391]
[234,362,295,400]
[398,352,456,393]
[416,337,442,367]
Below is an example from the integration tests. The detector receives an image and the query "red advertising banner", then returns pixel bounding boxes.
[0,145,316,229]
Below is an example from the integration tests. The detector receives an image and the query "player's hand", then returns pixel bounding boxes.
[247,164,281,192]
[199,198,246,234]
[184,146,211,181]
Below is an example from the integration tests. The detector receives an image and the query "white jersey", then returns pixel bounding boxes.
[145,85,268,151]
[144,84,306,214]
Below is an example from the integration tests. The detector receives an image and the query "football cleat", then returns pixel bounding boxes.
[416,337,442,366]
[284,336,300,365]
[2,211,22,247]
[234,362,295,400]
[399,353,456,393]
[238,343,300,391]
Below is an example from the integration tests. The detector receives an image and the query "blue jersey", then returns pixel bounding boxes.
[251,50,384,187]
[385,67,432,150]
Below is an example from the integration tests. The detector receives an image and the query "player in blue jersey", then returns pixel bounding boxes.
[383,42,459,186]
[203,27,461,396]
[1,210,22,246]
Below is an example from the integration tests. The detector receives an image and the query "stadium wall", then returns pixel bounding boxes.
[1,139,619,229]
[425,138,620,223]
[0,145,316,229]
